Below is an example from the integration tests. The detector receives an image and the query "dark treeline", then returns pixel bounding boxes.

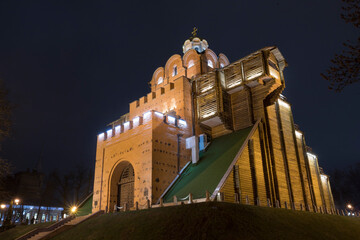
[2,164,93,213]
[330,162,360,210]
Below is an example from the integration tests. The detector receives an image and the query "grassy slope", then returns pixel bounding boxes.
[0,222,52,240]
[51,202,360,240]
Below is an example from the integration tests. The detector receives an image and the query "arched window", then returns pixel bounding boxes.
[188,60,194,68]
[220,63,224,68]
[207,60,213,68]
[172,65,177,77]
[157,77,163,85]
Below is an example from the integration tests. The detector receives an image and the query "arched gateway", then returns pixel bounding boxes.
[117,164,134,209]
[108,161,134,212]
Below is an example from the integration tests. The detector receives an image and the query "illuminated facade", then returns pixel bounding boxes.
[92,33,335,213]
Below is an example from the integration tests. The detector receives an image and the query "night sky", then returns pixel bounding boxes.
[0,0,358,174]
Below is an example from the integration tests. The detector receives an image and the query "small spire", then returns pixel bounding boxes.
[191,27,198,38]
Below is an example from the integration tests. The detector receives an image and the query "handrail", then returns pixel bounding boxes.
[15,216,74,240]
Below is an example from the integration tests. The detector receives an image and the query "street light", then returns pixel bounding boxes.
[14,199,20,205]
[71,206,77,214]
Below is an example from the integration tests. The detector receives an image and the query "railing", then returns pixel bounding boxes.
[16,216,74,240]
[114,191,360,218]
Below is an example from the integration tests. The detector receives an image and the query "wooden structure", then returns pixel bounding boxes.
[93,35,335,213]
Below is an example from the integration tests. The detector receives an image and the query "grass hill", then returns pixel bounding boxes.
[47,202,360,240]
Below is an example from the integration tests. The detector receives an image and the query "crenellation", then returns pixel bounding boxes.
[97,110,189,143]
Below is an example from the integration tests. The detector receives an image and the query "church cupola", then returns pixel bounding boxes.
[182,27,209,54]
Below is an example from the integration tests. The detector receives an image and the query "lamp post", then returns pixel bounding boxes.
[70,206,77,216]
[1,204,6,226]
[347,203,354,216]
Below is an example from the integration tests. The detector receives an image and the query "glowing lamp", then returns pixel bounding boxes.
[71,206,77,213]
[106,129,113,138]
[167,116,176,125]
[154,111,164,118]
[0,204,6,209]
[178,119,187,127]
[14,199,20,205]
[98,133,105,141]
[115,125,121,135]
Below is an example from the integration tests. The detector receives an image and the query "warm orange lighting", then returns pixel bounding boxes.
[71,206,77,213]
[347,204,353,210]
[0,204,6,209]
[14,199,20,205]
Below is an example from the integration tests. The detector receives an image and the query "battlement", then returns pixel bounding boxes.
[97,110,188,142]
[130,82,176,112]
[128,76,191,120]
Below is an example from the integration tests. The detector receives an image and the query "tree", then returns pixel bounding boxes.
[321,0,360,92]
[0,79,12,143]
[0,79,13,200]
[0,158,12,200]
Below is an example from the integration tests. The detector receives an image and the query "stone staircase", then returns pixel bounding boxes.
[16,211,103,240]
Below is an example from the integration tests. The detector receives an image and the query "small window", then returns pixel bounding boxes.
[220,63,224,68]
[157,77,163,85]
[188,60,194,68]
[208,60,213,68]
[172,65,177,76]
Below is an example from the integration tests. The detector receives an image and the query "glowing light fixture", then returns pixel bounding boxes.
[347,204,353,210]
[106,129,113,138]
[0,204,6,209]
[98,133,105,141]
[71,206,77,213]
[202,112,216,118]
[167,116,176,125]
[295,130,302,138]
[178,119,187,127]
[115,125,121,135]
[278,99,290,108]
[143,111,151,119]
[307,152,317,160]
[14,199,20,205]
[154,111,164,118]
[133,117,140,126]
[247,72,262,80]
[228,81,241,88]
[201,86,213,93]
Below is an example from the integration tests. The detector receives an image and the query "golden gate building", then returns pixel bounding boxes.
[92,34,335,213]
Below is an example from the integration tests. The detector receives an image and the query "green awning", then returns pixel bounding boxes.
[163,126,253,203]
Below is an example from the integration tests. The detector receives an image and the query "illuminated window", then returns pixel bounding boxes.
[172,66,177,76]
[220,63,224,68]
[157,77,163,85]
[188,60,194,68]
[208,60,213,68]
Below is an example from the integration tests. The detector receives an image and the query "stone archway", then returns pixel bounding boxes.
[108,161,135,212]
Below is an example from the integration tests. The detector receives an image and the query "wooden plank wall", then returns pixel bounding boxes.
[220,128,267,205]
[295,136,314,210]
[266,104,291,207]
[251,128,268,205]
[307,154,323,208]
[278,102,305,209]
[321,176,332,211]
[222,169,236,203]
[230,90,253,130]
